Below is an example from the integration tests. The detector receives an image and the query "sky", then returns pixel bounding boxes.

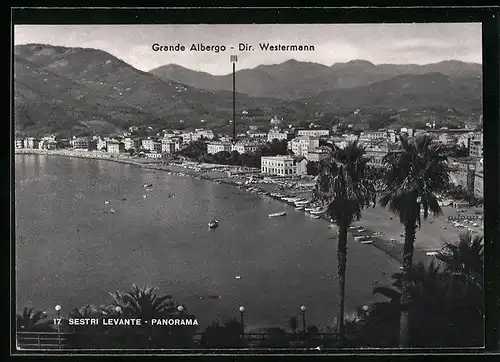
[14,23,482,75]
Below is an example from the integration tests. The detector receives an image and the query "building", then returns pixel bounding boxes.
[468,133,483,158]
[145,151,162,159]
[448,157,477,192]
[289,136,320,158]
[23,137,39,149]
[387,130,398,143]
[142,139,155,151]
[438,133,457,145]
[96,137,107,151]
[207,141,232,154]
[269,116,282,126]
[474,158,483,198]
[107,141,125,154]
[359,131,386,142]
[295,157,308,176]
[328,137,348,149]
[248,131,267,139]
[15,139,24,149]
[297,129,330,137]
[365,143,392,168]
[73,137,96,151]
[307,148,330,162]
[343,134,359,142]
[261,155,299,176]
[231,141,261,154]
[457,133,472,147]
[161,138,177,154]
[195,129,215,140]
[267,129,292,142]
[124,138,141,151]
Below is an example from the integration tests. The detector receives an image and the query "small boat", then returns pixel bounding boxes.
[143,195,147,198]
[143,183,153,188]
[208,220,219,228]
[360,240,373,244]
[311,215,321,219]
[110,208,116,214]
[426,251,439,256]
[269,212,286,217]
[295,206,304,211]
[104,200,110,205]
[121,198,126,201]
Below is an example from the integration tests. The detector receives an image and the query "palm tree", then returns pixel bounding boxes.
[313,140,376,340]
[16,307,53,332]
[107,284,176,320]
[436,231,484,290]
[379,134,449,347]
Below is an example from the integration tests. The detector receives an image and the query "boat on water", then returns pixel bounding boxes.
[143,183,153,188]
[110,208,116,214]
[208,220,219,228]
[269,211,286,217]
[295,206,304,211]
[104,200,110,205]
[304,207,316,212]
[360,240,373,244]
[311,215,321,219]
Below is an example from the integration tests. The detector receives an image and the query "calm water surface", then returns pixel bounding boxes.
[15,155,400,330]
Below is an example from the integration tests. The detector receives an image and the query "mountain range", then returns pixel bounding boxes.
[14,44,482,136]
[150,59,482,99]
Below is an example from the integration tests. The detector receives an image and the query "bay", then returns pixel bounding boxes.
[15,154,400,331]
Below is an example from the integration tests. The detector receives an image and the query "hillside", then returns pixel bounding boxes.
[300,72,482,117]
[14,44,309,136]
[14,44,482,136]
[150,59,482,99]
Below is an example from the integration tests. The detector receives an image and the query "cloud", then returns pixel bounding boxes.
[14,23,482,74]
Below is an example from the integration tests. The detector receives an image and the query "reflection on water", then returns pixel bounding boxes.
[15,154,401,329]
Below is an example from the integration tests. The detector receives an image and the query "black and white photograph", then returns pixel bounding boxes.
[13,19,487,352]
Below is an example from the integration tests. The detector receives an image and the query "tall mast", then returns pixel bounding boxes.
[232,61,236,140]
[231,55,238,141]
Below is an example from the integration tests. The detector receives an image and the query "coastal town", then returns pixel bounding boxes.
[15,114,484,201]
[14,20,490,351]
[16,114,484,257]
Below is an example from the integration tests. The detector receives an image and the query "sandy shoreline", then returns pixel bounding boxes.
[16,148,480,269]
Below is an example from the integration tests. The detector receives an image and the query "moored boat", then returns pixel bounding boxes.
[269,211,286,217]
[208,220,219,228]
[360,240,373,244]
[295,206,304,211]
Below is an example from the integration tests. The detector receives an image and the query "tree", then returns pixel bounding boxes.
[107,284,175,320]
[16,307,54,332]
[178,139,207,160]
[378,134,450,347]
[436,232,484,290]
[313,141,376,341]
[306,161,320,176]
